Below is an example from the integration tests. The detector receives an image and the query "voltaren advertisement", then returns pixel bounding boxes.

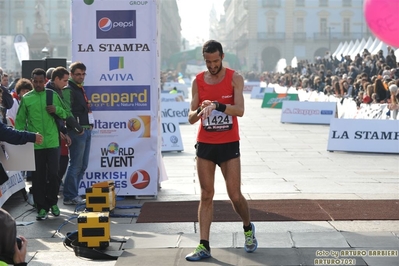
[71,0,160,196]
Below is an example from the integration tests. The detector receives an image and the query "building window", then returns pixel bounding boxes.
[267,17,276,33]
[296,0,305,7]
[262,0,281,7]
[0,0,5,9]
[319,0,328,7]
[16,19,24,33]
[58,0,67,8]
[59,20,67,36]
[342,0,352,7]
[296,17,304,32]
[343,18,350,36]
[15,0,24,8]
[320,18,327,35]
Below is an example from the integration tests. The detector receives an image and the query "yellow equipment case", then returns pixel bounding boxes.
[77,212,110,248]
[86,181,116,212]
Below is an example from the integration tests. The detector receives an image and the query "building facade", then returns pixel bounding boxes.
[0,0,180,72]
[219,0,372,72]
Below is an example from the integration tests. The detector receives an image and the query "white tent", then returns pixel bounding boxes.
[367,38,380,55]
[347,39,360,58]
[342,40,354,56]
[332,42,343,58]
[370,40,388,55]
[350,38,366,60]
[291,56,298,68]
[334,41,348,58]
[363,36,374,52]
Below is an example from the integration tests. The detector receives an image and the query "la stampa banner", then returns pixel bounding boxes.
[71,0,160,196]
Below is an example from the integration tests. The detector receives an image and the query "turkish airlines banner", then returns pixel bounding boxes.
[72,0,160,196]
[327,118,399,154]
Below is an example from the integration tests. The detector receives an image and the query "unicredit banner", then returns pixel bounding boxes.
[71,0,160,196]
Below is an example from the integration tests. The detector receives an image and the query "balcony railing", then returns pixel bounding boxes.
[314,32,373,40]
[262,0,281,7]
[258,32,285,40]
[293,32,307,40]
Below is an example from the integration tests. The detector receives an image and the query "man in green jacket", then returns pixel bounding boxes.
[15,68,67,220]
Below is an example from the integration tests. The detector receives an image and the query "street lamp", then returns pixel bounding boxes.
[41,46,50,59]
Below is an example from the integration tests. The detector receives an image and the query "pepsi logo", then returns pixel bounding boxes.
[98,17,112,32]
[130,169,150,189]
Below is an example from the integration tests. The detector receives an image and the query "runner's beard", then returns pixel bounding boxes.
[208,62,223,76]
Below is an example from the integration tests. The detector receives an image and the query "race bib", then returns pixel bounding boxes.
[202,110,233,132]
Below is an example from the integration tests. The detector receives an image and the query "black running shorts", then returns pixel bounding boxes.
[195,141,240,166]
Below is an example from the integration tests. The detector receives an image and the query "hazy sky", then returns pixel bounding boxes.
[177,0,224,46]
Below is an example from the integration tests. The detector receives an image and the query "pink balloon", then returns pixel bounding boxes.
[364,0,399,47]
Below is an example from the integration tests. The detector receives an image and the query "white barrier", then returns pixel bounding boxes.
[161,117,184,152]
[0,171,25,207]
[160,101,190,124]
[281,101,337,124]
[327,118,399,153]
[250,87,273,99]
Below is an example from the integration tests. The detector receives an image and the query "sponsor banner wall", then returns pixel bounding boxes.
[161,101,190,124]
[161,117,183,152]
[327,118,399,154]
[72,0,159,196]
[0,171,25,207]
[281,101,337,124]
[261,93,299,109]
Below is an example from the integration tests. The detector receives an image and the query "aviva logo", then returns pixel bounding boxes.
[109,56,124,71]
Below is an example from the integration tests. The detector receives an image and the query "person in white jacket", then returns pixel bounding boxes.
[6,79,33,125]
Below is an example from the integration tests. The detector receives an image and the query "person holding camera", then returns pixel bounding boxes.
[0,208,28,266]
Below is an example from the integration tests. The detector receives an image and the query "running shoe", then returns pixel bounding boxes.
[185,244,211,261]
[63,196,86,205]
[36,209,48,220]
[50,205,60,216]
[244,222,258,253]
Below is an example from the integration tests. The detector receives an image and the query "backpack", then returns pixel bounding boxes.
[46,89,83,134]
[45,89,67,134]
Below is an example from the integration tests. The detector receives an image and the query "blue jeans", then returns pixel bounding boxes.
[63,129,91,201]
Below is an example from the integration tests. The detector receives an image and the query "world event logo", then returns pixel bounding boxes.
[97,10,136,39]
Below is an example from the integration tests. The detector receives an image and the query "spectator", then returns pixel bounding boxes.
[15,68,68,220]
[313,76,325,93]
[0,69,13,124]
[1,73,9,89]
[388,84,399,119]
[363,84,374,104]
[62,62,93,206]
[46,66,81,191]
[6,79,33,123]
[374,78,388,103]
